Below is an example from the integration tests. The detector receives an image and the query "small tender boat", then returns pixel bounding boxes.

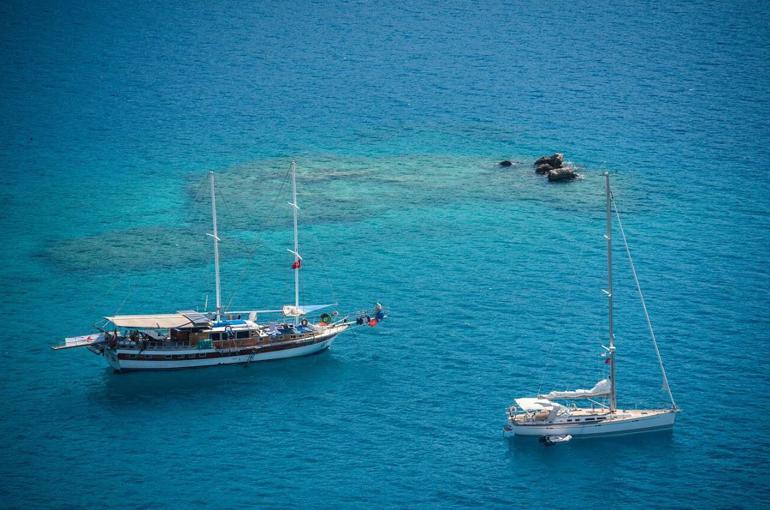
[54,162,385,371]
[539,434,572,446]
[504,173,678,439]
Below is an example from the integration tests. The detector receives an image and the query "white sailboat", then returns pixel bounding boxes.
[504,173,678,439]
[55,162,385,371]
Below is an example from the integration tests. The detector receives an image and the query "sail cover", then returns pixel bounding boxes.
[542,379,611,400]
[282,303,335,317]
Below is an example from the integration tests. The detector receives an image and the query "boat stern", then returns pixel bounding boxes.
[503,405,519,437]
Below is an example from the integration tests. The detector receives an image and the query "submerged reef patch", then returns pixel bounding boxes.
[39,226,254,273]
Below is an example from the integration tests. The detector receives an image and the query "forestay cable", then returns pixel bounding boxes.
[611,194,678,410]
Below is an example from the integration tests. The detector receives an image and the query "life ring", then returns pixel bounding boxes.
[301,319,308,327]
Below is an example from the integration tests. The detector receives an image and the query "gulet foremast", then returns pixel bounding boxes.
[289,161,301,326]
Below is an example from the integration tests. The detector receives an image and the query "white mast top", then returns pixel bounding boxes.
[605,172,617,412]
[289,161,301,325]
[209,171,222,321]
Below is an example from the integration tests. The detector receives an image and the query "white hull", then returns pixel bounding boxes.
[104,329,343,371]
[505,409,676,438]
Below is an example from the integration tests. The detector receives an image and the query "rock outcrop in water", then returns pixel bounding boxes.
[535,153,564,170]
[499,160,513,167]
[547,166,578,182]
[533,152,578,182]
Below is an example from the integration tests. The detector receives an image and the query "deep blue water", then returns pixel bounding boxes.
[2,1,770,508]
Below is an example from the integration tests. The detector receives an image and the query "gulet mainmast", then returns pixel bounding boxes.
[209,171,223,321]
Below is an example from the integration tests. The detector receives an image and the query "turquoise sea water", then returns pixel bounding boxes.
[2,1,770,508]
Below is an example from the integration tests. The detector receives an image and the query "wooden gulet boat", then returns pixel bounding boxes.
[54,162,385,371]
[504,173,678,440]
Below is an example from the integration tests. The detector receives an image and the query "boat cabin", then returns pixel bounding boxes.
[100,308,332,352]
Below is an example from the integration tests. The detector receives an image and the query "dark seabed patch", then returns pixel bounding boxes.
[38,226,255,272]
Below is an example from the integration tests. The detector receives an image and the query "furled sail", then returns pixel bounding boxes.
[542,379,611,400]
[281,303,336,317]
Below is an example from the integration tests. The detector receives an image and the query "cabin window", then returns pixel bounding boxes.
[210,332,223,341]
[236,331,250,339]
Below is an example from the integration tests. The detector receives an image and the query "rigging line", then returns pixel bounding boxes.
[184,173,216,307]
[108,174,211,319]
[191,172,210,206]
[189,178,213,236]
[105,173,213,321]
[136,172,212,315]
[301,231,339,307]
[305,167,355,306]
[96,275,127,319]
[222,164,292,310]
[225,165,292,309]
[192,174,217,230]
[113,281,134,317]
[535,337,558,397]
[178,174,217,278]
[611,193,678,410]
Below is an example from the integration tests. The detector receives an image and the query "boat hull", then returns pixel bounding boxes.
[103,327,345,372]
[504,409,676,438]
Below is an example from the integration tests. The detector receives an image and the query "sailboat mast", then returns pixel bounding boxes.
[605,172,617,412]
[290,161,300,325]
[210,171,222,321]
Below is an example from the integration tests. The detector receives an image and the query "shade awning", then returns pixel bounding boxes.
[515,398,562,412]
[106,313,202,329]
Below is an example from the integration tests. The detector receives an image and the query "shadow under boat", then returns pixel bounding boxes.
[89,348,347,406]
[505,427,675,453]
